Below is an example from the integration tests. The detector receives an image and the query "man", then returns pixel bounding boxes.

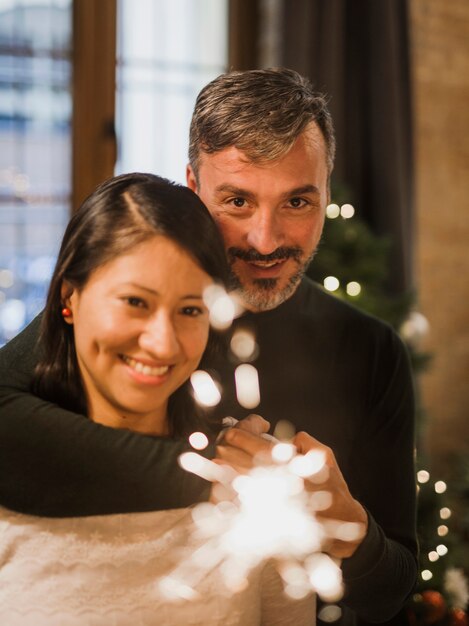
[0,69,417,624]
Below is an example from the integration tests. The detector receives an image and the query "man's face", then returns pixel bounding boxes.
[187,123,329,312]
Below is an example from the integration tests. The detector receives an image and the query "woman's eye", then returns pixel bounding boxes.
[125,296,146,308]
[181,306,203,317]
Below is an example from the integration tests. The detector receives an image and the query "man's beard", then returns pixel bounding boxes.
[227,246,316,312]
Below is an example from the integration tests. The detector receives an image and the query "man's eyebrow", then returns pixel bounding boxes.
[214,183,320,199]
[285,184,321,197]
[214,184,256,200]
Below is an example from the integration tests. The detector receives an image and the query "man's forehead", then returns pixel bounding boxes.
[198,122,327,173]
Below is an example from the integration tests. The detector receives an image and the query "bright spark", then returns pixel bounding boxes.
[161,448,346,605]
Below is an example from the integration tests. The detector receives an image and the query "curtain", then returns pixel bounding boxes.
[279,0,414,294]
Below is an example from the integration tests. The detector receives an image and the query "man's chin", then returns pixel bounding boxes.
[236,277,300,312]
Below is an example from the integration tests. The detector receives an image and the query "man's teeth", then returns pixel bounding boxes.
[122,356,169,376]
[250,260,282,268]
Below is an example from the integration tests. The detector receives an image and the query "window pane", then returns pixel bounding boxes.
[116,0,228,183]
[0,0,72,344]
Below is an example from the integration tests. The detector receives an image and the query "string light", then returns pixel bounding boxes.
[440,507,451,520]
[436,544,448,556]
[188,432,209,451]
[340,204,355,219]
[437,525,449,537]
[324,276,340,292]
[428,551,439,562]
[346,281,361,297]
[190,370,221,407]
[435,480,447,494]
[203,284,240,330]
[421,570,433,581]
[234,364,261,409]
[326,203,340,219]
[230,328,258,361]
[417,470,430,484]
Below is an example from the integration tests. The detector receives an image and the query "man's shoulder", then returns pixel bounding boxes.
[298,277,390,327]
[0,314,42,371]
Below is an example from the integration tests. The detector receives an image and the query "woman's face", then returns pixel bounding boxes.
[62,235,214,435]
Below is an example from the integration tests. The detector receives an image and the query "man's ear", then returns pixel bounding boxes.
[186,164,198,193]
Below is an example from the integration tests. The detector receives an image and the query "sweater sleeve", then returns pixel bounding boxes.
[0,316,212,517]
[339,326,418,623]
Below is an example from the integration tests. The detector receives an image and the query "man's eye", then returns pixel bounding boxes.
[289,197,307,208]
[231,197,246,208]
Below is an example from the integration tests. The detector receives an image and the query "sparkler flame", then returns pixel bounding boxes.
[161,442,344,606]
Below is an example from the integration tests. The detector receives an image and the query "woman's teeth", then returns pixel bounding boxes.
[122,356,169,376]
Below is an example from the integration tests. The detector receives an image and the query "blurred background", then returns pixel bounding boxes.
[0,0,468,619]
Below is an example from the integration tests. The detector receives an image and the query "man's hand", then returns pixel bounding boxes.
[215,427,368,560]
[216,417,273,471]
[294,431,368,559]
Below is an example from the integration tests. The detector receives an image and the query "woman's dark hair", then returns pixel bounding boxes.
[33,172,228,437]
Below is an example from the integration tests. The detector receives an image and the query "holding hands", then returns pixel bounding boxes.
[216,420,368,560]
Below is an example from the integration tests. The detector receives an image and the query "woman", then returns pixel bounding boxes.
[0,173,315,625]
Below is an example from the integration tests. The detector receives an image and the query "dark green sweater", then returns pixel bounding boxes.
[0,277,417,625]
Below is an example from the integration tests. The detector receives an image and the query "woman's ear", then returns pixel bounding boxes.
[60,280,75,324]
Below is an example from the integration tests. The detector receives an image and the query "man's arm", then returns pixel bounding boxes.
[0,316,212,516]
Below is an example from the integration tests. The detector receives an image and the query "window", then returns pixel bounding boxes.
[0,0,72,345]
[0,0,228,344]
[116,0,228,183]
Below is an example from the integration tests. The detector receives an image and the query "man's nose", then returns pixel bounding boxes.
[245,208,284,255]
[139,312,180,360]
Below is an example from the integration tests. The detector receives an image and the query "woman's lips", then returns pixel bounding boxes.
[120,355,170,377]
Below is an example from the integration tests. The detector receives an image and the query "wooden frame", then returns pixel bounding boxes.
[72,0,117,212]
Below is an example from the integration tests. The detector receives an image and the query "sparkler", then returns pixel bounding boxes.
[158,285,347,613]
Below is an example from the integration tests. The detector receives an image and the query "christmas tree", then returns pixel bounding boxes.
[306,198,469,624]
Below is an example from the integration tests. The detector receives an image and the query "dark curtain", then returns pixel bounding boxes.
[229,0,414,295]
[280,0,414,295]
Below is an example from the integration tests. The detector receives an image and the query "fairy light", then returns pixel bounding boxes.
[307,554,343,602]
[440,507,451,520]
[326,203,340,219]
[230,328,258,361]
[438,525,449,537]
[289,450,326,478]
[0,269,14,289]
[428,551,439,562]
[271,442,296,463]
[421,570,433,581]
[190,370,221,407]
[203,284,240,330]
[346,281,361,297]
[435,480,447,494]
[417,470,430,484]
[188,431,209,451]
[436,544,448,556]
[324,276,340,292]
[318,604,342,623]
[340,204,355,219]
[234,364,260,409]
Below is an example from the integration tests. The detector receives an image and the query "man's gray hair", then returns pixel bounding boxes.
[188,67,336,181]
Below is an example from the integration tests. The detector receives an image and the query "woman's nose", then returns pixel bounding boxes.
[139,313,180,360]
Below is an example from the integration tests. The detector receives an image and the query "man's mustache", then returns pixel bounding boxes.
[227,247,303,264]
